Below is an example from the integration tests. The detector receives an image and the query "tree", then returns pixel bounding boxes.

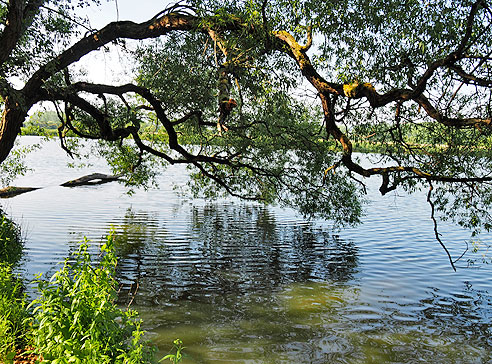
[0,0,491,266]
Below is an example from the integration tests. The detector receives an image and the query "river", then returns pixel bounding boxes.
[2,136,491,363]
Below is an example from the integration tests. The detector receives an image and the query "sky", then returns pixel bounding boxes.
[75,0,175,84]
[85,0,175,28]
[27,1,176,113]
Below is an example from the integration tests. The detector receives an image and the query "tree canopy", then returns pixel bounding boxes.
[0,0,492,262]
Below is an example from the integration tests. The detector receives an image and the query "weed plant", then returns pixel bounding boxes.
[0,263,30,362]
[30,234,155,364]
[0,209,23,266]
[0,214,164,364]
[160,339,185,364]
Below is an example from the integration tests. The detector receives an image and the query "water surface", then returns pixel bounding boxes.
[2,136,491,363]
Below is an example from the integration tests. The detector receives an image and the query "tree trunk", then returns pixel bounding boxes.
[0,98,27,164]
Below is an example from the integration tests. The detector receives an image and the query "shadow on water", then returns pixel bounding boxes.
[99,203,361,363]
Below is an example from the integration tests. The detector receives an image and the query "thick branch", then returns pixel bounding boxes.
[60,173,122,187]
[272,20,491,129]
[0,1,24,65]
[38,82,246,167]
[415,94,492,127]
[0,0,44,65]
[22,13,201,104]
[449,64,492,87]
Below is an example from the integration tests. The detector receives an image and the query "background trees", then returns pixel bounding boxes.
[0,0,491,243]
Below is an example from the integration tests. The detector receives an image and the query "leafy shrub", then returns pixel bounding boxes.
[0,210,23,265]
[0,210,29,362]
[0,263,30,362]
[30,234,155,363]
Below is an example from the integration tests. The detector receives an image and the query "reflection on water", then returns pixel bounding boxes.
[2,137,492,363]
[113,204,358,308]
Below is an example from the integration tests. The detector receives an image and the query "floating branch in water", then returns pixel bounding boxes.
[60,173,122,187]
[0,186,40,198]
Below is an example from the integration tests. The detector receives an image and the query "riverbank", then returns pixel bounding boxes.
[0,210,31,363]
[20,126,492,157]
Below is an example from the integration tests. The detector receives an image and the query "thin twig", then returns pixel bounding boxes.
[40,4,93,33]
[127,280,139,309]
[427,181,457,271]
[453,240,469,265]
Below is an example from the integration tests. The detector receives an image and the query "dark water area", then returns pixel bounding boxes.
[2,136,492,363]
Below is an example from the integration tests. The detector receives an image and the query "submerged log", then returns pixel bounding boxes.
[60,173,122,187]
[0,186,40,198]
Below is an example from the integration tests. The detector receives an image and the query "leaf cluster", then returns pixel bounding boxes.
[30,234,155,363]
[0,209,23,265]
[0,141,41,188]
[1,1,100,82]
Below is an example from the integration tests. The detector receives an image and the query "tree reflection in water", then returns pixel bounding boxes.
[109,203,358,306]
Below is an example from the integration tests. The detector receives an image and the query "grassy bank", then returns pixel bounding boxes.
[0,209,28,363]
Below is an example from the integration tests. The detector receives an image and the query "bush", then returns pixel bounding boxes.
[0,210,23,265]
[30,234,155,364]
[0,263,30,362]
[0,210,28,362]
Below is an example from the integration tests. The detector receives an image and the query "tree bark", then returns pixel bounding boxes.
[0,97,27,164]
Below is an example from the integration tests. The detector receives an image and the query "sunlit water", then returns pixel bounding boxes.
[2,136,492,363]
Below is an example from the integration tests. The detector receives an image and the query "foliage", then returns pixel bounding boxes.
[160,339,185,364]
[0,0,492,252]
[21,111,61,136]
[0,209,23,265]
[0,141,41,188]
[30,234,155,363]
[467,239,492,265]
[0,220,159,363]
[94,139,167,193]
[21,123,58,136]
[0,210,28,362]
[0,263,30,363]
[135,32,363,225]
[1,1,99,81]
[29,111,60,127]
